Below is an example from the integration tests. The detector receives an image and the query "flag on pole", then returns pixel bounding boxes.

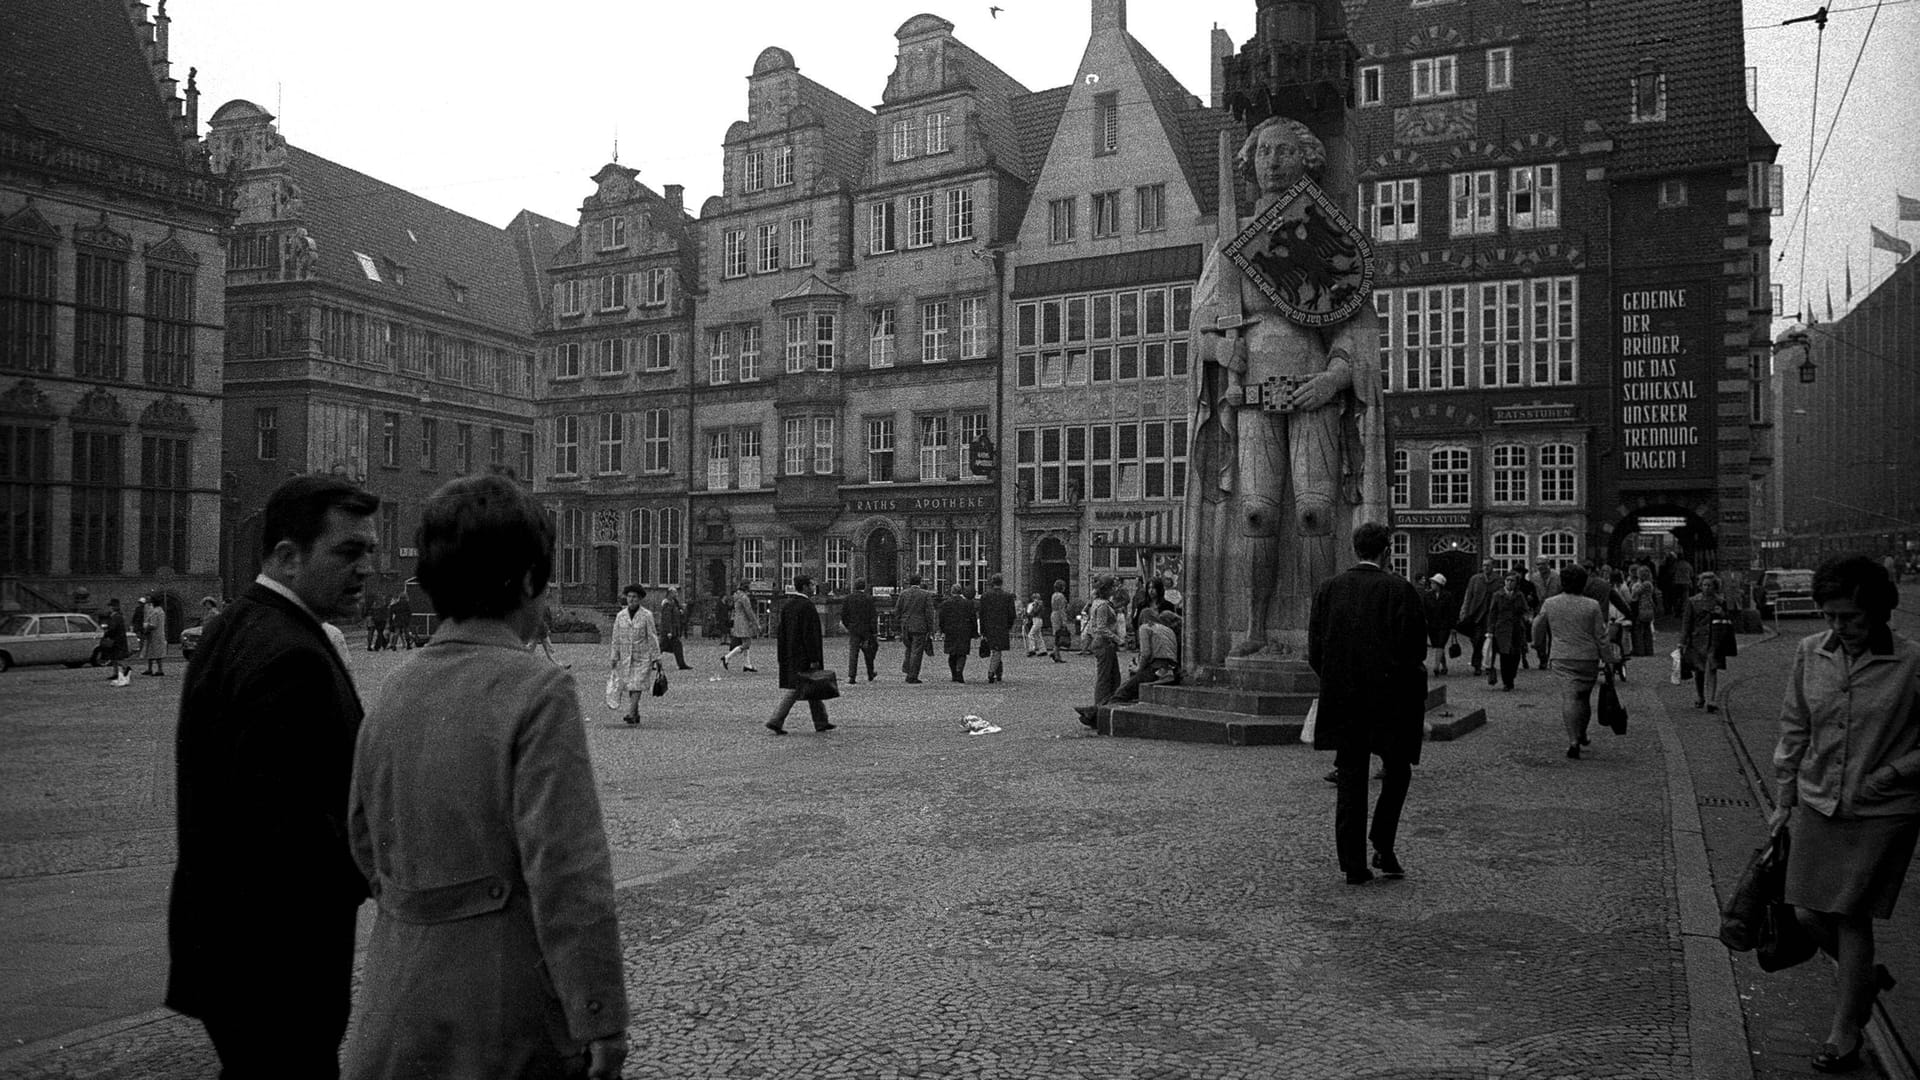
[1871,225,1913,259]
[1898,193,1920,221]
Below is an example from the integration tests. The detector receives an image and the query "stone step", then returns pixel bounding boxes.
[1138,683,1316,716]
[1101,703,1304,746]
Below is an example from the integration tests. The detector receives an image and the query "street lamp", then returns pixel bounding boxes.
[1799,354,1817,383]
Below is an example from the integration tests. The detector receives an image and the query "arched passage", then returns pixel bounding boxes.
[1033,536,1071,600]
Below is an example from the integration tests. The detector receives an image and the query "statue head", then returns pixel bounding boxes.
[1237,116,1326,195]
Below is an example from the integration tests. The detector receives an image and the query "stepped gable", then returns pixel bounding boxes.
[882,15,1036,176]
[284,146,539,336]
[0,0,194,166]
[1539,0,1753,176]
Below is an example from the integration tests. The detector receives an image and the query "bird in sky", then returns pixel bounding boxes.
[989,5,1003,17]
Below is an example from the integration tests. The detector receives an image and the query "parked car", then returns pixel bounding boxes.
[1756,568,1817,618]
[179,623,203,660]
[0,612,106,672]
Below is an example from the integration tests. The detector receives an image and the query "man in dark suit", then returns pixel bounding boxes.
[657,587,692,670]
[841,578,879,683]
[167,474,380,1076]
[897,573,935,684]
[1309,521,1428,886]
[938,584,979,683]
[976,574,1018,683]
[766,576,834,735]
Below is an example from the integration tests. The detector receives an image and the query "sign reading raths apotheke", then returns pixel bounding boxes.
[1614,283,1713,482]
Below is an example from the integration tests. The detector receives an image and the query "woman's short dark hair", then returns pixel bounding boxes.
[1558,564,1589,595]
[415,474,553,621]
[1813,555,1899,618]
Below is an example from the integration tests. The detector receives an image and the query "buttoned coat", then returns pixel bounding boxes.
[840,589,878,638]
[167,582,367,1032]
[774,592,825,690]
[1487,587,1532,655]
[897,584,935,634]
[939,594,979,655]
[977,587,1018,652]
[1308,563,1428,765]
[343,620,627,1078]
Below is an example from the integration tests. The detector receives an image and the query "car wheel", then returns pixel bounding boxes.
[0,653,11,673]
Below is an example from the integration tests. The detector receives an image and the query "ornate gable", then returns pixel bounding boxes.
[0,204,59,239]
[144,230,201,267]
[0,380,55,418]
[73,214,132,253]
[139,396,197,431]
[72,387,128,426]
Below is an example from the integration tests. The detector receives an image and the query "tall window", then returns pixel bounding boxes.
[825,537,851,593]
[255,407,279,461]
[869,307,896,368]
[643,409,670,473]
[1402,285,1470,390]
[1357,65,1384,106]
[946,189,974,242]
[1539,530,1577,567]
[707,431,732,490]
[1090,191,1121,238]
[658,507,681,589]
[1630,61,1667,122]
[1486,47,1513,90]
[742,151,765,192]
[723,230,748,278]
[597,337,627,376]
[955,529,985,595]
[780,537,804,589]
[906,194,935,248]
[143,265,195,386]
[0,235,55,372]
[1508,165,1558,230]
[708,329,734,384]
[596,413,623,474]
[555,280,584,316]
[138,434,189,572]
[925,112,949,154]
[1048,198,1076,244]
[1391,448,1410,508]
[1094,92,1119,154]
[959,297,987,359]
[918,415,949,481]
[1412,55,1458,100]
[738,428,762,488]
[519,432,534,482]
[866,418,895,482]
[645,333,672,371]
[783,312,836,372]
[419,417,439,471]
[1478,281,1523,387]
[1385,276,1577,390]
[920,301,950,362]
[739,325,761,381]
[812,417,835,474]
[1389,531,1411,579]
[740,537,764,584]
[601,216,626,249]
[915,529,949,591]
[1136,184,1166,232]
[454,423,472,473]
[553,414,579,476]
[869,202,896,255]
[560,508,586,586]
[69,430,122,574]
[756,224,780,272]
[1372,179,1420,241]
[1539,443,1577,504]
[890,118,917,161]
[771,146,794,187]
[1428,447,1471,507]
[646,267,670,305]
[75,251,128,379]
[1491,444,1528,504]
[489,427,505,467]
[783,418,807,475]
[0,424,52,572]
[1491,532,1529,576]
[1450,171,1498,235]
[789,217,814,266]
[599,274,626,310]
[628,508,654,588]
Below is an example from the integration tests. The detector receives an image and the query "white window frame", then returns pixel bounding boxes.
[784,314,808,374]
[1391,447,1410,508]
[772,146,794,187]
[755,224,780,273]
[1372,179,1420,242]
[1428,447,1471,508]
[707,430,731,490]
[740,537,763,583]
[869,307,896,368]
[1450,170,1498,235]
[789,217,814,266]
[601,216,627,250]
[596,412,623,475]
[1539,443,1578,505]
[783,417,807,475]
[1486,47,1513,91]
[738,428,762,487]
[1412,55,1458,101]
[1539,530,1578,568]
[891,118,917,161]
[866,418,895,482]
[1136,183,1166,232]
[556,342,582,380]
[1389,531,1411,579]
[644,409,670,473]
[779,538,804,590]
[1091,190,1121,238]
[812,417,835,474]
[1508,165,1559,230]
[869,202,896,255]
[1658,178,1689,208]
[1491,531,1529,576]
[812,313,836,371]
[918,414,950,482]
[906,194,935,249]
[646,267,670,305]
[739,325,761,382]
[1631,70,1667,123]
[645,332,672,372]
[723,230,748,278]
[959,297,987,359]
[1490,444,1528,505]
[825,537,852,594]
[743,151,765,193]
[920,301,950,362]
[1048,198,1075,244]
[925,112,949,154]
[708,330,733,385]
[1358,65,1384,106]
[1477,281,1525,388]
[945,188,973,242]
[553,414,579,476]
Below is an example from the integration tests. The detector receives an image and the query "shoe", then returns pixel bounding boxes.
[743,666,758,673]
[905,677,922,684]
[1076,706,1097,728]
[846,676,858,684]
[1693,699,1705,710]
[1503,684,1514,691]
[814,722,836,733]
[1053,657,1066,663]
[1472,666,1483,676]
[1345,869,1374,886]
[951,676,964,683]
[1370,850,1405,878]
[624,715,640,726]
[1566,745,1581,759]
[764,721,786,735]
[1323,769,1340,784]
[722,655,730,671]
[1810,1040,1862,1074]
[1705,703,1718,713]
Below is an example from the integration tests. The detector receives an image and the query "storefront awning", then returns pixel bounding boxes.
[1092,509,1183,550]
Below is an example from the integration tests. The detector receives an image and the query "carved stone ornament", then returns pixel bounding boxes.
[0,204,58,238]
[0,380,55,417]
[72,387,128,425]
[145,230,201,267]
[1223,176,1375,329]
[74,214,132,252]
[592,508,622,546]
[140,397,196,431]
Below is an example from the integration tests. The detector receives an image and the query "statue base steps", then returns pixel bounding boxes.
[1100,658,1485,746]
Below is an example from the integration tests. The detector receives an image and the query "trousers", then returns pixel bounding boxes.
[1335,757,1412,874]
[846,632,877,679]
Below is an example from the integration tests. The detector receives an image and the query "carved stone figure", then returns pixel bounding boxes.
[1185,117,1389,664]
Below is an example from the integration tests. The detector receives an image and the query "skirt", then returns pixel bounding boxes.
[1783,808,1920,919]
[1630,620,1654,657]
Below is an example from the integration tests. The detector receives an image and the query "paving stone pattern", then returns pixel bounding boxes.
[0,639,1709,1078]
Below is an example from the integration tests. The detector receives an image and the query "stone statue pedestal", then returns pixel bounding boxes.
[1098,658,1485,748]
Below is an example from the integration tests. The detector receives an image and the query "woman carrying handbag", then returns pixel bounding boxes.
[1679,570,1734,711]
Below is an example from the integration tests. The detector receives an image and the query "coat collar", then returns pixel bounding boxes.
[428,618,531,652]
[1817,624,1898,658]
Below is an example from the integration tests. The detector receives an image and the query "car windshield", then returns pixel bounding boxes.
[1769,570,1814,591]
[0,616,28,636]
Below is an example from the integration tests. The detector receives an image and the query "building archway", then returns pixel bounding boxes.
[865,528,899,588]
[1610,504,1717,571]
[1033,536,1071,599]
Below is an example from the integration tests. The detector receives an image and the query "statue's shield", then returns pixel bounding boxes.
[1223,177,1376,329]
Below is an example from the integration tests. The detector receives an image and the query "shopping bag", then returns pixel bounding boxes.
[1598,680,1628,735]
[604,671,627,713]
[1668,648,1684,685]
[1299,698,1318,744]
[1721,826,1788,952]
[1447,634,1462,659]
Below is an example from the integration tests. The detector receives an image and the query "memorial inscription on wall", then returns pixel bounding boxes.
[1614,283,1712,482]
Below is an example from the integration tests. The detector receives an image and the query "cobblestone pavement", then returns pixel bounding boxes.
[0,634,1747,1078]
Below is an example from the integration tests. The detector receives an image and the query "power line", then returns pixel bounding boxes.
[1747,0,1912,28]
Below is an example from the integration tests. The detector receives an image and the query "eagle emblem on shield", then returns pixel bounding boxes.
[1222,176,1376,329]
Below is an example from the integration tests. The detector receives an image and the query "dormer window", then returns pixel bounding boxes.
[354,251,381,282]
[448,278,469,304]
[601,217,627,250]
[1631,58,1667,122]
[383,259,408,286]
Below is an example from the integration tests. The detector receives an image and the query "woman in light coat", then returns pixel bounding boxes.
[1769,555,1920,1074]
[344,474,627,1080]
[1679,570,1735,711]
[142,598,168,676]
[1531,564,1611,760]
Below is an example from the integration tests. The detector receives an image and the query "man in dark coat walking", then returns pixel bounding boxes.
[938,584,979,683]
[167,474,380,1075]
[897,573,935,683]
[841,578,879,683]
[976,574,1018,683]
[1309,521,1428,886]
[657,587,692,670]
[766,576,834,735]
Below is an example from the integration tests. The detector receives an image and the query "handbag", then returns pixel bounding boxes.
[1447,633,1462,659]
[798,669,840,702]
[1711,617,1738,659]
[1721,824,1818,971]
[1598,679,1628,734]
[978,639,990,659]
[651,668,668,697]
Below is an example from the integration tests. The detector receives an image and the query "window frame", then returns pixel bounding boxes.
[1047,198,1076,245]
[869,201,896,255]
[1358,65,1384,106]
[1486,47,1513,91]
[1427,446,1471,508]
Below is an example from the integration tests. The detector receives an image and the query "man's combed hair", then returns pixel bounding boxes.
[1813,554,1899,617]
[261,474,379,557]
[1351,522,1390,560]
[415,474,554,621]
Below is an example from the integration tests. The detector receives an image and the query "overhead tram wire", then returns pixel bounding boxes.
[1746,0,1912,28]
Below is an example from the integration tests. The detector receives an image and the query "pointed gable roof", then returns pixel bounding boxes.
[0,0,192,168]
[507,209,577,327]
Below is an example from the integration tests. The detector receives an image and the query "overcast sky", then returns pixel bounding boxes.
[168,0,1918,330]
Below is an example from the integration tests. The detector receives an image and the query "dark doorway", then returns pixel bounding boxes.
[1610,505,1717,572]
[1426,549,1476,591]
[705,557,729,599]
[595,547,620,603]
[866,528,899,588]
[1034,537,1072,600]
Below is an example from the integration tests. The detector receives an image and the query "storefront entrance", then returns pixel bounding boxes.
[865,528,899,588]
[1034,537,1072,599]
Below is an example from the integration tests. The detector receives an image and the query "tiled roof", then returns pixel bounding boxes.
[797,73,875,184]
[1011,86,1071,182]
[1538,0,1753,176]
[1179,108,1243,216]
[0,0,187,167]
[506,209,576,329]
[286,146,539,337]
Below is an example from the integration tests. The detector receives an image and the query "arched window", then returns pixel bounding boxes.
[1391,447,1410,508]
[1428,447,1471,507]
[1630,58,1666,123]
